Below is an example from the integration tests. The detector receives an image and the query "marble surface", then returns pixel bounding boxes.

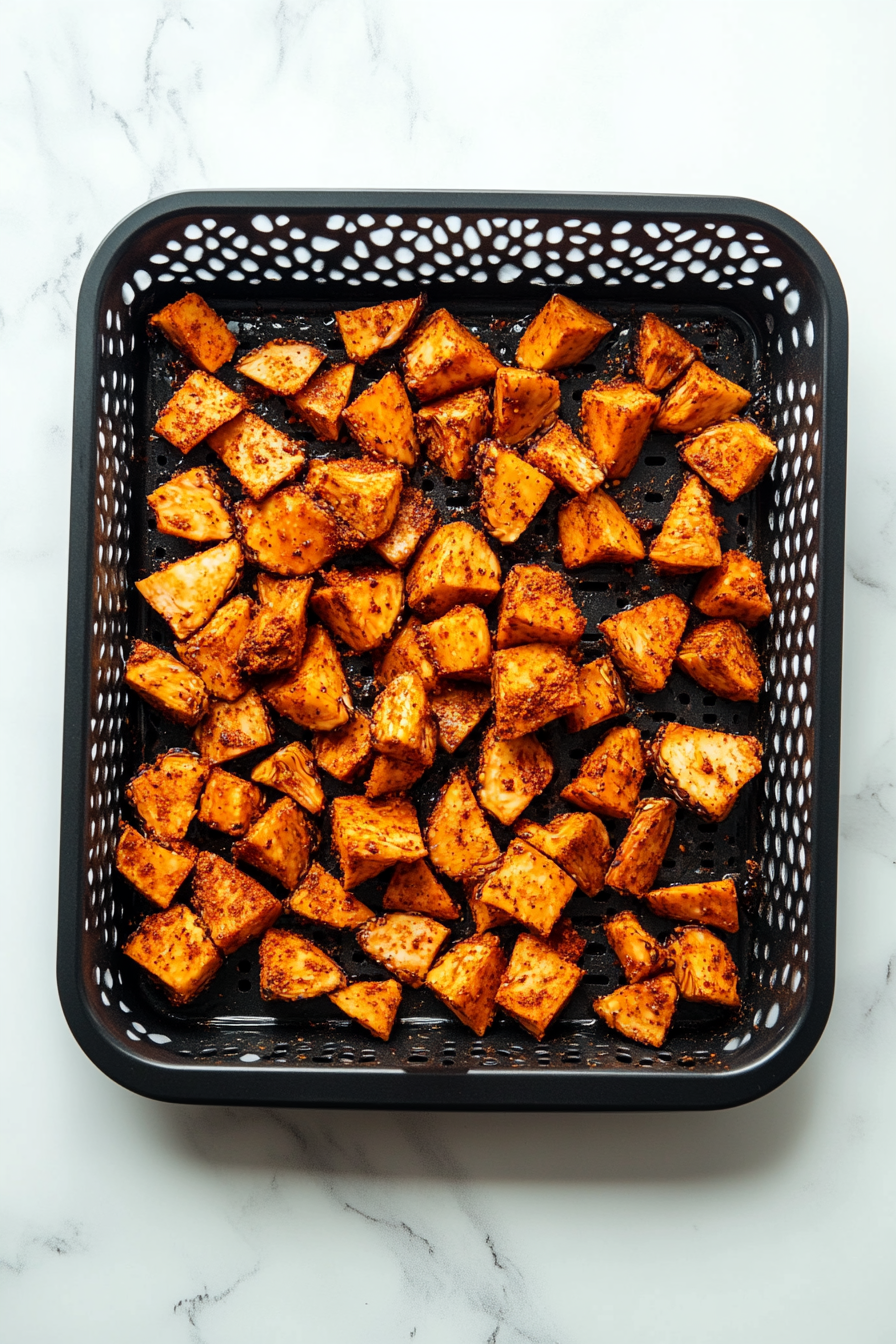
[2,2,894,1339]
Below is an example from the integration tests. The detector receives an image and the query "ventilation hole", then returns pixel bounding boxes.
[644,491,664,503]
[703,714,718,724]
[157,455,167,467]
[678,693,691,705]
[352,951,366,963]
[238,979,251,992]
[421,477,435,493]
[237,960,251,972]
[644,455,666,466]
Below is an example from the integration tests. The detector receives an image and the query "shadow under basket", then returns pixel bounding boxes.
[58,192,847,1109]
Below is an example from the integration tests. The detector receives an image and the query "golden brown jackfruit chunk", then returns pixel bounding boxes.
[365,753,427,799]
[515,811,612,898]
[154,371,246,454]
[238,574,312,677]
[198,767,265,836]
[305,456,403,541]
[692,550,772,627]
[415,387,491,480]
[430,682,491,753]
[147,466,233,542]
[666,925,740,1007]
[600,593,690,693]
[311,567,404,654]
[233,796,315,889]
[654,361,750,434]
[123,904,222,1004]
[251,740,325,814]
[312,712,373,783]
[515,293,612,371]
[492,366,560,445]
[125,641,209,727]
[369,486,438,569]
[594,974,679,1046]
[235,339,325,396]
[580,378,660,480]
[328,980,403,1040]
[259,928,346,1001]
[402,309,500,402]
[136,539,243,640]
[383,859,461,920]
[496,563,585,650]
[557,489,646,568]
[477,728,553,826]
[289,862,373,930]
[426,769,500,882]
[193,689,274,764]
[335,295,425,363]
[676,619,763,702]
[525,420,605,498]
[263,625,352,731]
[406,521,501,620]
[681,418,778,501]
[491,643,580,739]
[236,486,345,577]
[207,411,306,500]
[371,670,435,765]
[644,879,739,933]
[649,474,722,574]
[477,440,553,545]
[115,824,197,909]
[126,749,209,843]
[566,657,628,733]
[343,370,419,467]
[468,885,515,934]
[176,594,254,701]
[421,604,492,681]
[376,617,441,693]
[606,797,677,896]
[495,932,585,1039]
[635,313,700,392]
[191,851,282,953]
[649,723,762,821]
[426,933,508,1035]
[561,723,646,820]
[603,910,669,984]
[331,794,427,888]
[357,913,450,987]
[479,840,576,938]
[286,362,356,440]
[150,292,238,372]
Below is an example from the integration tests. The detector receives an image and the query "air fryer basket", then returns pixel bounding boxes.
[58,193,846,1109]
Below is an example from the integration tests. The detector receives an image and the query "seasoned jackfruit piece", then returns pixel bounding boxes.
[654,361,751,434]
[126,749,209,843]
[604,910,670,984]
[369,485,438,569]
[515,811,612,898]
[313,712,374,783]
[123,904,222,1004]
[430,682,491,753]
[328,980,403,1040]
[635,313,700,392]
[580,379,661,480]
[515,294,612,371]
[495,932,584,1039]
[343,370,419,467]
[357,913,450,987]
[525,420,605,498]
[259,928,346,1000]
[600,593,690,693]
[251,740,325,814]
[311,567,403,654]
[561,723,646,821]
[420,604,492,681]
[644,879,739,933]
[375,617,441,693]
[402,309,500,402]
[233,796,315,889]
[681,418,778,501]
[557,489,646,568]
[263,625,352,731]
[406,521,501,620]
[335,295,425,363]
[468,883,515,933]
[491,643,580,739]
[136,538,243,640]
[191,851,282,953]
[150,292,238,372]
[477,728,553,826]
[666,925,740,1007]
[649,723,762,821]
[237,574,312,677]
[198,766,265,836]
[676,619,763,702]
[125,641,209,727]
[289,862,373,930]
[383,858,461,920]
[235,339,325,396]
[115,824,197,908]
[426,769,500,882]
[478,839,576,937]
[176,594,254,702]
[547,915,587,965]
[207,411,306,501]
[492,366,560,446]
[331,794,427,888]
[477,440,553,544]
[193,689,274,764]
[692,549,772,627]
[415,387,491,481]
[496,564,585,650]
[154,371,246,454]
[147,466,233,542]
[365,754,428,800]
[426,933,508,1035]
[594,974,679,1047]
[286,362,355,440]
[305,456,403,541]
[606,797,677,896]
[236,486,346,578]
[566,656,628,733]
[649,474,722,574]
[371,671,434,764]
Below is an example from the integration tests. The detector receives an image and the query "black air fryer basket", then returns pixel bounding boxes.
[58,193,847,1109]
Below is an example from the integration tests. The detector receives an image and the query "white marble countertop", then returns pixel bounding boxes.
[2,3,893,1339]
